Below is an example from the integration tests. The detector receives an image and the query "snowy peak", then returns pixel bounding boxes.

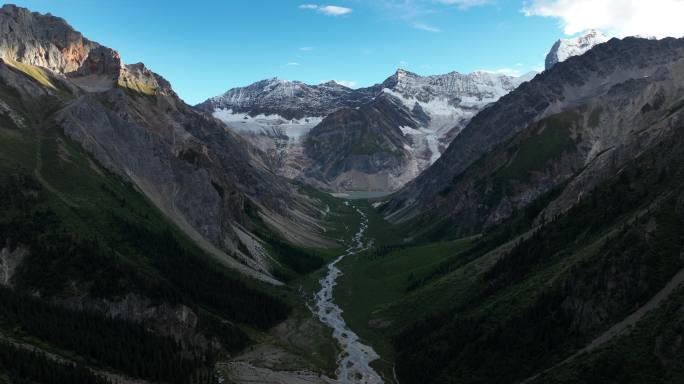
[197,77,374,120]
[545,29,609,70]
[386,68,419,84]
[381,69,531,110]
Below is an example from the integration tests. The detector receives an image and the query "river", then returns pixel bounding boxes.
[312,207,384,384]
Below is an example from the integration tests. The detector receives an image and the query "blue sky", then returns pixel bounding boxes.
[6,1,598,104]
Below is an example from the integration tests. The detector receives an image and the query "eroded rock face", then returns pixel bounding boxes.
[54,85,323,282]
[0,243,27,287]
[59,292,216,349]
[69,46,121,77]
[0,4,98,73]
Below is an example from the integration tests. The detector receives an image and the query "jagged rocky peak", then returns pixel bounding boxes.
[119,62,175,96]
[320,79,352,89]
[0,5,170,97]
[545,29,609,69]
[381,67,535,105]
[197,76,374,120]
[0,4,98,73]
[382,68,418,85]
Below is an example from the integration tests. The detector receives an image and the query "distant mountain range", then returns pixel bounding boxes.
[199,29,610,193]
[199,68,534,191]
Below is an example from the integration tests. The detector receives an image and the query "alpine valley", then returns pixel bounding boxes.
[1,4,683,384]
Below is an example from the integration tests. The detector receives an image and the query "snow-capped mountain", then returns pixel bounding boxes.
[196,78,381,145]
[205,78,375,117]
[545,29,609,70]
[380,69,535,166]
[198,69,535,191]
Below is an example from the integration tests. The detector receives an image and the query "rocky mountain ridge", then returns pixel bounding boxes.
[198,77,377,120]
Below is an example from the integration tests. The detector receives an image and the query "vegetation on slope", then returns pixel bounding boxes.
[332,101,684,383]
[531,287,684,384]
[0,66,302,381]
[0,342,112,384]
[390,130,684,383]
[0,287,215,383]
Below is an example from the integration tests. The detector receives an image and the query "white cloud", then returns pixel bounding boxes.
[299,4,352,16]
[436,0,493,10]
[320,5,353,15]
[523,0,684,38]
[412,22,442,32]
[287,62,301,66]
[299,46,314,51]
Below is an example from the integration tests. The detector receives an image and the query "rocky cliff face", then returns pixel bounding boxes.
[382,36,684,234]
[0,243,27,287]
[0,4,98,73]
[201,69,533,191]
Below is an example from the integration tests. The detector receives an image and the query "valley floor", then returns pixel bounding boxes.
[221,201,390,384]
[234,185,684,384]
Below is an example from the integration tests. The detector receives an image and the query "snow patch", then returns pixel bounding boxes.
[213,108,323,140]
[399,125,421,135]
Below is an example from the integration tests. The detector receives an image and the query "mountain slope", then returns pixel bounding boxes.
[302,94,414,190]
[390,132,684,383]
[0,5,340,382]
[382,36,684,226]
[1,4,332,282]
